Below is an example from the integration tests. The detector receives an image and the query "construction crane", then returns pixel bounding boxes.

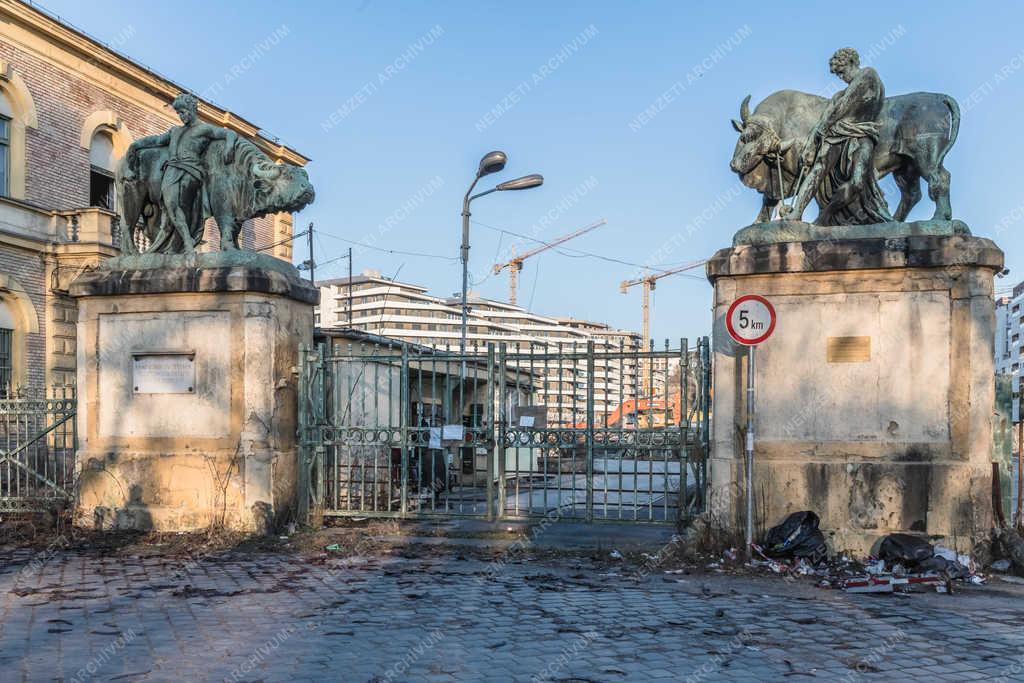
[492,219,607,305]
[620,258,708,397]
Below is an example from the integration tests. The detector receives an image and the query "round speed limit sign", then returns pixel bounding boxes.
[726,295,776,346]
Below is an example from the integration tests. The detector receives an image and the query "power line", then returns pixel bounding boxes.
[255,229,308,254]
[315,252,353,270]
[527,254,541,311]
[318,230,459,262]
[470,219,706,280]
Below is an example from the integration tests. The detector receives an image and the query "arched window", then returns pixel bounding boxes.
[0,66,38,200]
[0,299,14,396]
[89,129,116,209]
[0,94,13,198]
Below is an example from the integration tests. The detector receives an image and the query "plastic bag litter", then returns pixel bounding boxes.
[794,559,816,576]
[865,559,886,575]
[762,511,827,559]
[878,533,933,564]
[917,555,969,579]
[992,559,1012,572]
[934,545,974,571]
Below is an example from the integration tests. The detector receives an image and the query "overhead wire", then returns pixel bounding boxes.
[470,219,706,280]
[318,230,458,262]
[527,254,541,311]
[255,228,308,254]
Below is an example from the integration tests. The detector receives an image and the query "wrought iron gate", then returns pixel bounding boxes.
[0,387,77,512]
[298,337,710,524]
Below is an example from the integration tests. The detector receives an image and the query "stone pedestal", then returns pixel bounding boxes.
[706,235,1003,555]
[69,254,317,532]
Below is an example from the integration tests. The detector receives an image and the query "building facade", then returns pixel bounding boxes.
[0,1,307,394]
[316,270,647,425]
[995,283,1024,420]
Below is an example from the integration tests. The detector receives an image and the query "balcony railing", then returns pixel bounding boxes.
[0,196,119,248]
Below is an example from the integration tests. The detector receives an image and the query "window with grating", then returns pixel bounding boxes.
[0,327,11,397]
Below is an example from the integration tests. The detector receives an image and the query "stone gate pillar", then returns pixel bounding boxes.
[706,235,1003,555]
[70,253,317,532]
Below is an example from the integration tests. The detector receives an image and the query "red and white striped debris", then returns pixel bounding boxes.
[841,574,944,593]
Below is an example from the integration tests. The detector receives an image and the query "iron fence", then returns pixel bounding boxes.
[0,386,77,512]
[298,337,710,525]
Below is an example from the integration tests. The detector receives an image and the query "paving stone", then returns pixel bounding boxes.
[0,545,1020,680]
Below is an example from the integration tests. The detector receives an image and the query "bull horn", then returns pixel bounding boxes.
[740,95,751,123]
[251,161,281,179]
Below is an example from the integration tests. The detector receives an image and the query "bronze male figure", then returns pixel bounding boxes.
[126,93,237,252]
[781,48,892,225]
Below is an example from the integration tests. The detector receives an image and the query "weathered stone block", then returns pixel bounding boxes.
[707,234,1002,555]
[71,256,316,532]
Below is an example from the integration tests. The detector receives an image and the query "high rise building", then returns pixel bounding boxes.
[316,271,650,425]
[995,283,1024,420]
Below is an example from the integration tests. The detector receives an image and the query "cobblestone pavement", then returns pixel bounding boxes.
[2,544,1024,682]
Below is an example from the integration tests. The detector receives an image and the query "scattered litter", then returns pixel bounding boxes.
[794,559,816,576]
[609,550,623,560]
[865,559,886,575]
[934,545,974,572]
[750,543,788,573]
[991,559,1012,572]
[878,533,933,564]
[917,555,968,580]
[324,543,341,552]
[723,548,739,562]
[842,574,943,593]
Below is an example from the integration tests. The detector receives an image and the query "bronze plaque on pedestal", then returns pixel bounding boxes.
[827,336,871,363]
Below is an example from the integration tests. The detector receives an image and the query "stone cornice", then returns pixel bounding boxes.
[706,235,1005,282]
[1,0,310,166]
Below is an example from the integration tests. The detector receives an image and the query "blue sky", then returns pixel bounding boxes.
[40,0,1024,341]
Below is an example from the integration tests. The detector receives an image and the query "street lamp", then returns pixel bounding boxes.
[460,152,542,358]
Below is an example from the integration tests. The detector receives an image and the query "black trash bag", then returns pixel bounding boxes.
[762,511,827,559]
[878,533,934,565]
[916,555,968,579]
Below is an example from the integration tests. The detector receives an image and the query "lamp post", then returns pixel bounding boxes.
[460,151,542,360]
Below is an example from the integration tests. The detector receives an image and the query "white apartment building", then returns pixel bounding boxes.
[995,283,1024,420]
[316,270,648,425]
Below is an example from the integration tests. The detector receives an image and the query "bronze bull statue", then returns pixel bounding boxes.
[730,90,959,224]
[116,137,315,254]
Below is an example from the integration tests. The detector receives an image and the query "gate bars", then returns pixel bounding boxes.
[298,338,710,525]
[0,386,77,512]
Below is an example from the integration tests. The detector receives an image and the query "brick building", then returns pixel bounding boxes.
[0,1,308,393]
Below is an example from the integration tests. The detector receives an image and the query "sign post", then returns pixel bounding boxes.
[726,294,776,558]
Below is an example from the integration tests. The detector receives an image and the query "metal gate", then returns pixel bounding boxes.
[0,387,77,512]
[298,337,709,524]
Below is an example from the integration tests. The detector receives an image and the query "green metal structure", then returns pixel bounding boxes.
[0,387,76,513]
[298,338,711,525]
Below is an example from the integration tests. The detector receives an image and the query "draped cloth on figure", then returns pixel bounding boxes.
[815,119,891,225]
[810,65,892,226]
